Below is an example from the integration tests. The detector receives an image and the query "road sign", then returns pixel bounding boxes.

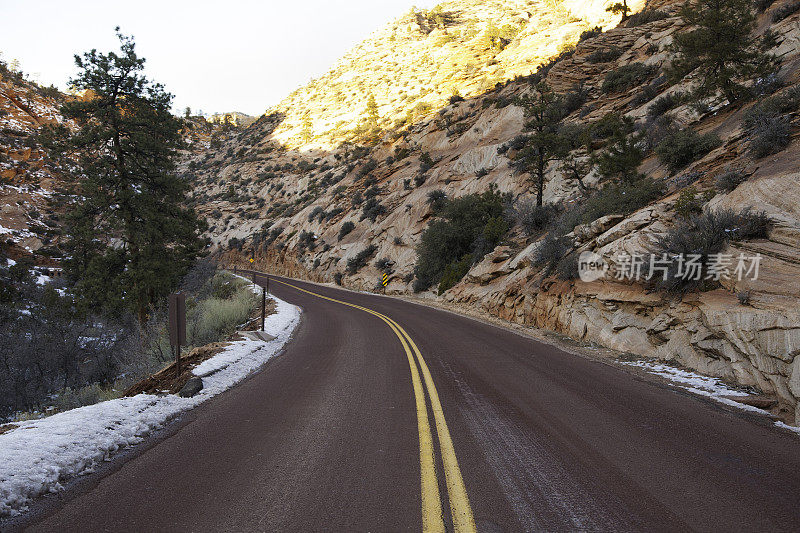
[249,258,254,263]
[382,273,389,287]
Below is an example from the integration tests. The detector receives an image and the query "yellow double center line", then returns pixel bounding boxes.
[267,276,476,532]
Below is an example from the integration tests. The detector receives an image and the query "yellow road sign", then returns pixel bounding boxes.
[382,273,389,286]
[249,258,254,263]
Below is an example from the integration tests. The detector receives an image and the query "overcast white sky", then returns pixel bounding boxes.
[0,0,439,116]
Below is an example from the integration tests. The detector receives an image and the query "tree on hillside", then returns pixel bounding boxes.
[511,82,571,206]
[301,113,313,144]
[606,1,631,20]
[42,29,205,323]
[593,115,644,183]
[667,0,777,105]
[366,93,379,129]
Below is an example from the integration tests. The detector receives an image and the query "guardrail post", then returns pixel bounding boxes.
[261,285,266,331]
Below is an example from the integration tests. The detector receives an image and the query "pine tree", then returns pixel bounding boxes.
[606,1,630,20]
[511,82,571,206]
[667,0,776,105]
[593,115,644,184]
[43,29,205,323]
[366,93,379,129]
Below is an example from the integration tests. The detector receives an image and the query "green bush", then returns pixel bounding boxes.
[579,26,602,42]
[587,47,623,64]
[581,178,664,223]
[714,170,747,192]
[647,92,685,118]
[413,188,509,292]
[427,189,447,212]
[346,244,377,274]
[673,186,714,219]
[601,63,657,93]
[338,221,355,241]
[437,255,472,294]
[655,129,721,171]
[625,9,669,26]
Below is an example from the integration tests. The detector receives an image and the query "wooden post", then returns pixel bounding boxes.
[261,286,266,331]
[168,293,186,377]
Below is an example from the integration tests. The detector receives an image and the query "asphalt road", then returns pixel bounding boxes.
[13,273,800,532]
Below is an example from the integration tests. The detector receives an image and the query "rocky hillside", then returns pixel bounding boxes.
[267,0,642,149]
[0,62,70,263]
[185,0,800,427]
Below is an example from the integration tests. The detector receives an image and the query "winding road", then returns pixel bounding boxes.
[14,273,800,532]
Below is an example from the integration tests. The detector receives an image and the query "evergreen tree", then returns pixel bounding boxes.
[511,82,571,206]
[301,114,313,144]
[366,93,379,129]
[606,1,630,20]
[667,0,776,105]
[42,29,205,323]
[593,115,644,183]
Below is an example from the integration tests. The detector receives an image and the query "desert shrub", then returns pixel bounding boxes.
[333,272,343,285]
[626,9,669,26]
[755,0,776,12]
[375,257,392,271]
[587,47,623,64]
[360,197,387,222]
[652,208,771,293]
[581,178,665,223]
[210,273,238,299]
[714,170,748,192]
[655,129,721,171]
[563,84,589,115]
[742,93,798,157]
[449,94,464,104]
[427,189,448,212]
[437,255,472,294]
[773,1,800,21]
[647,92,685,118]
[420,151,435,172]
[673,186,715,219]
[296,230,316,252]
[601,63,657,93]
[308,206,324,222]
[190,282,254,347]
[737,290,751,305]
[413,188,509,292]
[346,244,378,274]
[514,199,559,235]
[579,26,603,42]
[475,168,489,177]
[533,234,571,276]
[747,114,791,157]
[338,221,355,241]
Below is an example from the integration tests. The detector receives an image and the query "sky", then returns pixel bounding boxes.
[0,0,439,116]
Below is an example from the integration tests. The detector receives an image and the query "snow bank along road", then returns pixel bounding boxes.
[10,273,800,531]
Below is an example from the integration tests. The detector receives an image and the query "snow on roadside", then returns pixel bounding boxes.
[619,360,797,423]
[0,294,300,518]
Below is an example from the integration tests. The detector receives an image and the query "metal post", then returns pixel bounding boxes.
[261,286,266,331]
[266,275,269,295]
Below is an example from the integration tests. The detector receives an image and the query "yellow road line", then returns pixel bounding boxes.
[266,276,444,532]
[383,316,476,533]
[262,274,476,532]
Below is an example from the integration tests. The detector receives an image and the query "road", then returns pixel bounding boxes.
[14,273,800,532]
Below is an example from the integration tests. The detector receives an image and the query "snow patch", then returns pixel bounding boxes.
[0,295,300,517]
